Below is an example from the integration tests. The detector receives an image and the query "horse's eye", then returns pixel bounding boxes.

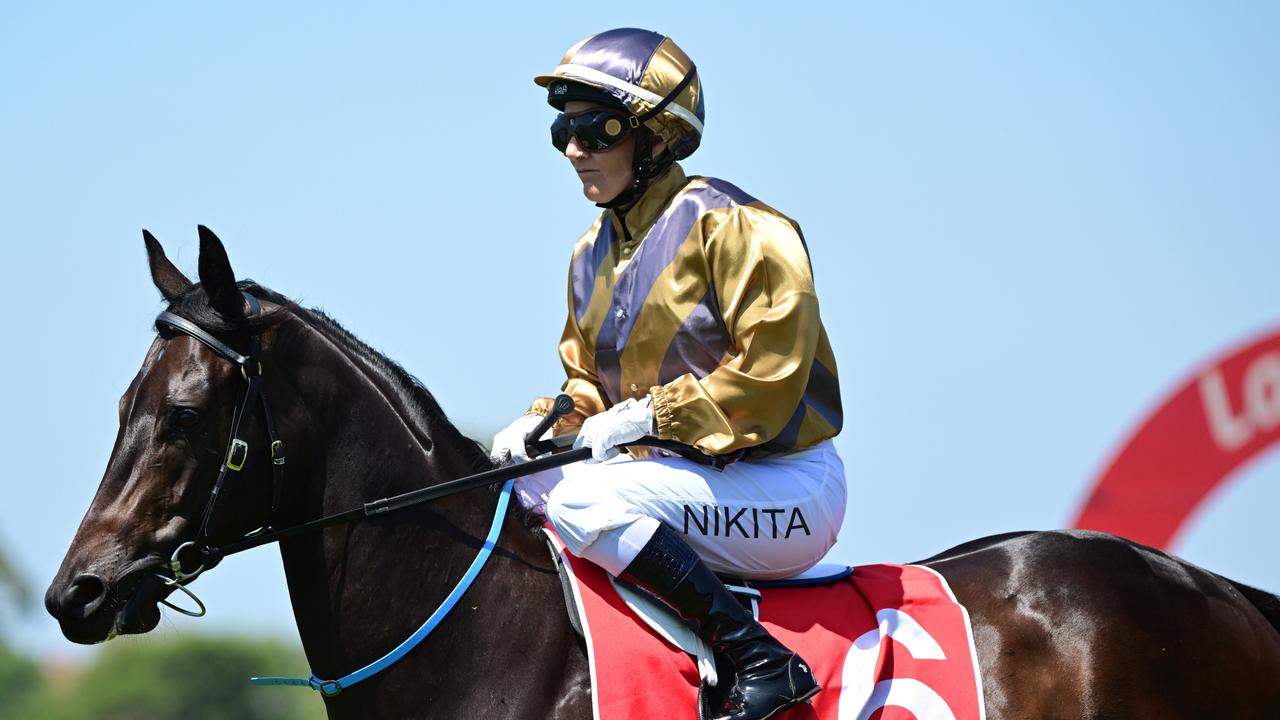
[172,408,202,429]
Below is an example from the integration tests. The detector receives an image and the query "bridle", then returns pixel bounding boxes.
[144,291,731,693]
[146,292,537,694]
[152,293,288,614]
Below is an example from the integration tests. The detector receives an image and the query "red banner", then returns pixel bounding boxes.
[1073,327,1280,549]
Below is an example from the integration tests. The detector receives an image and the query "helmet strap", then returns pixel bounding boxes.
[634,64,697,126]
[593,64,697,210]
[597,126,676,210]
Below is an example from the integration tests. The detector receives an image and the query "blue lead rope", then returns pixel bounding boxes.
[251,480,515,697]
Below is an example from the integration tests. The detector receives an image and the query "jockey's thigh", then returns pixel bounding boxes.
[519,441,846,580]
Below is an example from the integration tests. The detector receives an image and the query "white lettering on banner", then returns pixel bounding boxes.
[839,609,957,720]
[1246,354,1280,428]
[1201,370,1252,451]
[1199,351,1280,452]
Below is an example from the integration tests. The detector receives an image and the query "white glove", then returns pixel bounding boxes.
[490,413,548,465]
[573,396,654,463]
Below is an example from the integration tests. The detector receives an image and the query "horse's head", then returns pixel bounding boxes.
[47,227,284,643]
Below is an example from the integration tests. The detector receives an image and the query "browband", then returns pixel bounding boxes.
[155,292,263,366]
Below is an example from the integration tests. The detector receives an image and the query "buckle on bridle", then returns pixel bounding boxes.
[271,440,285,465]
[239,360,263,382]
[226,439,250,471]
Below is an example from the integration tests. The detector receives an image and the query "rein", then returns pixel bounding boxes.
[252,479,517,696]
[151,299,728,695]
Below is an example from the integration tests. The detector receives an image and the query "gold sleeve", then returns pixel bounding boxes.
[650,206,820,455]
[528,293,610,436]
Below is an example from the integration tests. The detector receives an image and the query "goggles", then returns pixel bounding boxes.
[550,109,640,153]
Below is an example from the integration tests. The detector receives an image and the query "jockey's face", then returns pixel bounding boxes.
[562,100,637,204]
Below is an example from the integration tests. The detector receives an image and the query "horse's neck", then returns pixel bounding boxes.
[269,321,585,717]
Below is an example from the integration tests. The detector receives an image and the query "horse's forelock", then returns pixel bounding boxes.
[161,280,295,335]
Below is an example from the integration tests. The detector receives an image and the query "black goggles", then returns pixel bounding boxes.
[550,110,640,153]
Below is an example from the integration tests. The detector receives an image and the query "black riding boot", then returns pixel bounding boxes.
[619,523,819,720]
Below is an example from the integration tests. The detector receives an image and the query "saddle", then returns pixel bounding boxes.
[542,528,986,720]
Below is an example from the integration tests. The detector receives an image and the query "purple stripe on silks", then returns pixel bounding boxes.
[595,178,754,405]
[768,404,807,453]
[571,221,616,324]
[609,179,754,351]
[594,302,622,405]
[571,28,666,89]
[657,289,732,385]
[802,359,843,431]
[760,359,843,453]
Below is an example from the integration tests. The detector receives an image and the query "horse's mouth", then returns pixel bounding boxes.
[55,563,168,645]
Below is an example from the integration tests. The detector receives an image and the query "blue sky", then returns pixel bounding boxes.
[2,3,1278,661]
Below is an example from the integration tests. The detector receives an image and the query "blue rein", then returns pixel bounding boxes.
[250,479,515,697]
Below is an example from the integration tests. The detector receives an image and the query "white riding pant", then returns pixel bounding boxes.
[516,440,846,580]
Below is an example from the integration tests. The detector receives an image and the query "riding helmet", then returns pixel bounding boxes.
[535,28,705,161]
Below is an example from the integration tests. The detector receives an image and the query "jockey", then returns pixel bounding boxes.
[492,28,846,720]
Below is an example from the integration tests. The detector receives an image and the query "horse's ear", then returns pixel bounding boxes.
[144,229,193,302]
[196,225,244,319]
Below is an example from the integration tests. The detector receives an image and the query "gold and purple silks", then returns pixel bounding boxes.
[531,164,842,457]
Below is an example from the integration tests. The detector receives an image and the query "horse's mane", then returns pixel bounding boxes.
[162,281,496,479]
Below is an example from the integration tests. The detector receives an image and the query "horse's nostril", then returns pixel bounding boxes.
[61,573,109,617]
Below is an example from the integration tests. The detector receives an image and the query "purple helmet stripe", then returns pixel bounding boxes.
[570,28,666,92]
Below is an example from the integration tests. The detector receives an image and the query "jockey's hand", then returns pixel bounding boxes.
[490,413,548,465]
[573,395,654,463]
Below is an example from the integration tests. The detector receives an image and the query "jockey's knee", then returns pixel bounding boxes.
[546,475,659,576]
[545,475,618,549]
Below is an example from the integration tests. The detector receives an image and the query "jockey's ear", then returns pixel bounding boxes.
[143,229,194,302]
[196,225,244,320]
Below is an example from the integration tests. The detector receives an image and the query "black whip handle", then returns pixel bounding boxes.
[523,393,575,454]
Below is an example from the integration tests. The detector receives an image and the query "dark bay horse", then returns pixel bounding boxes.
[48,229,1280,718]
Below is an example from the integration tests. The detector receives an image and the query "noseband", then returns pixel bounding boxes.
[153,293,288,614]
